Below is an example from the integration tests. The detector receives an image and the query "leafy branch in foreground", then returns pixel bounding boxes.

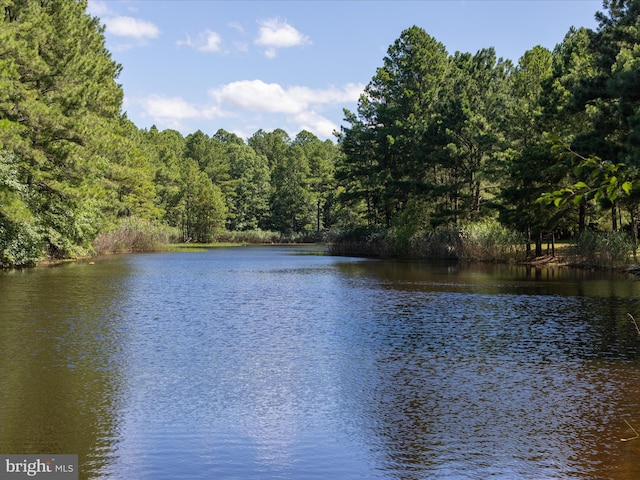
[537,143,636,208]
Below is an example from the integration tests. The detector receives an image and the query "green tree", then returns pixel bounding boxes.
[100,117,160,221]
[335,108,382,225]
[0,0,124,260]
[338,26,450,227]
[269,143,313,233]
[293,130,338,232]
[499,46,565,255]
[540,1,640,245]
[184,130,230,188]
[180,158,226,242]
[438,48,512,223]
[0,149,40,266]
[225,142,270,230]
[248,128,291,171]
[144,126,186,228]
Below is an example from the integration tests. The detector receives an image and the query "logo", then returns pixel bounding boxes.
[0,456,77,480]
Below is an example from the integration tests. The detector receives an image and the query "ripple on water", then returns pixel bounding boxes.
[3,249,640,479]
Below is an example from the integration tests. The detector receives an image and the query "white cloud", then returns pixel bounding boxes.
[208,80,364,114]
[106,16,160,39]
[210,80,302,114]
[264,48,278,59]
[136,94,228,129]
[177,30,223,53]
[131,82,363,139]
[228,21,245,34]
[140,95,200,120]
[234,41,249,53]
[254,18,310,58]
[88,2,159,50]
[293,111,338,138]
[87,0,112,17]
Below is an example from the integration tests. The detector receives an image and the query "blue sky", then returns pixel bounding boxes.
[87,0,602,141]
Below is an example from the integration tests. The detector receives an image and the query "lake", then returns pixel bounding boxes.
[2,245,640,479]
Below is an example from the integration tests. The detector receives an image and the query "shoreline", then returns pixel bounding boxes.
[8,243,637,275]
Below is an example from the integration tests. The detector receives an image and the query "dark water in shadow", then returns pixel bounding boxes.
[3,246,640,479]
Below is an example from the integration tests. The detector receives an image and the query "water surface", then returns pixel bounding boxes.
[2,246,640,479]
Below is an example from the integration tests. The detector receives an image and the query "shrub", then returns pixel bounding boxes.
[93,217,180,254]
[214,229,327,244]
[408,227,463,259]
[330,221,527,262]
[0,216,43,267]
[328,226,396,257]
[459,221,527,262]
[572,230,634,269]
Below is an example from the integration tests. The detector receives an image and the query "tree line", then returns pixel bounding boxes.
[337,0,640,258]
[1,0,639,266]
[0,0,344,266]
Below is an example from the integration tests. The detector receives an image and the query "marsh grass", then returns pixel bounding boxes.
[459,221,528,262]
[93,217,180,254]
[215,229,326,244]
[571,230,634,269]
[330,221,527,262]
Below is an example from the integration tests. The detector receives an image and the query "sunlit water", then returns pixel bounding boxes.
[3,246,640,479]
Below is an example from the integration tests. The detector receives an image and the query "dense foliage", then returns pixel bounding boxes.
[1,0,639,266]
[337,0,640,260]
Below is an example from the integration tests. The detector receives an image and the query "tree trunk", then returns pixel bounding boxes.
[546,231,555,257]
[630,207,638,261]
[578,202,586,234]
[535,231,543,257]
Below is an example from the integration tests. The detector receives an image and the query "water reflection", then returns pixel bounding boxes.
[333,259,640,479]
[3,249,640,479]
[0,258,129,477]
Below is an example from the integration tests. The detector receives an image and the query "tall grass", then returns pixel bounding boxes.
[571,230,634,269]
[93,217,180,254]
[215,229,326,244]
[328,226,397,257]
[330,221,527,262]
[408,228,463,259]
[459,221,528,262]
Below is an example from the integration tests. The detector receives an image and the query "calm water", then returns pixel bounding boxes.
[3,246,640,479]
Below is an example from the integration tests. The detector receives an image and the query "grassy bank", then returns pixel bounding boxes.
[330,223,638,271]
[329,221,528,263]
[93,222,327,255]
[92,217,181,254]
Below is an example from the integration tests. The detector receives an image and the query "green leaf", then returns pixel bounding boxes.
[554,197,565,207]
[622,181,633,195]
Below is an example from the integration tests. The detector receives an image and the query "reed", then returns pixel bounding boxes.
[330,221,527,262]
[93,217,180,254]
[572,231,634,269]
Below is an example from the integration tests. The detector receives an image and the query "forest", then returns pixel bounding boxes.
[1,0,639,267]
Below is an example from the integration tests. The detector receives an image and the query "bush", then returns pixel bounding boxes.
[328,226,396,257]
[214,229,327,244]
[330,221,527,262]
[93,217,180,254]
[408,228,463,259]
[572,230,634,269]
[0,216,43,267]
[459,221,527,262]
